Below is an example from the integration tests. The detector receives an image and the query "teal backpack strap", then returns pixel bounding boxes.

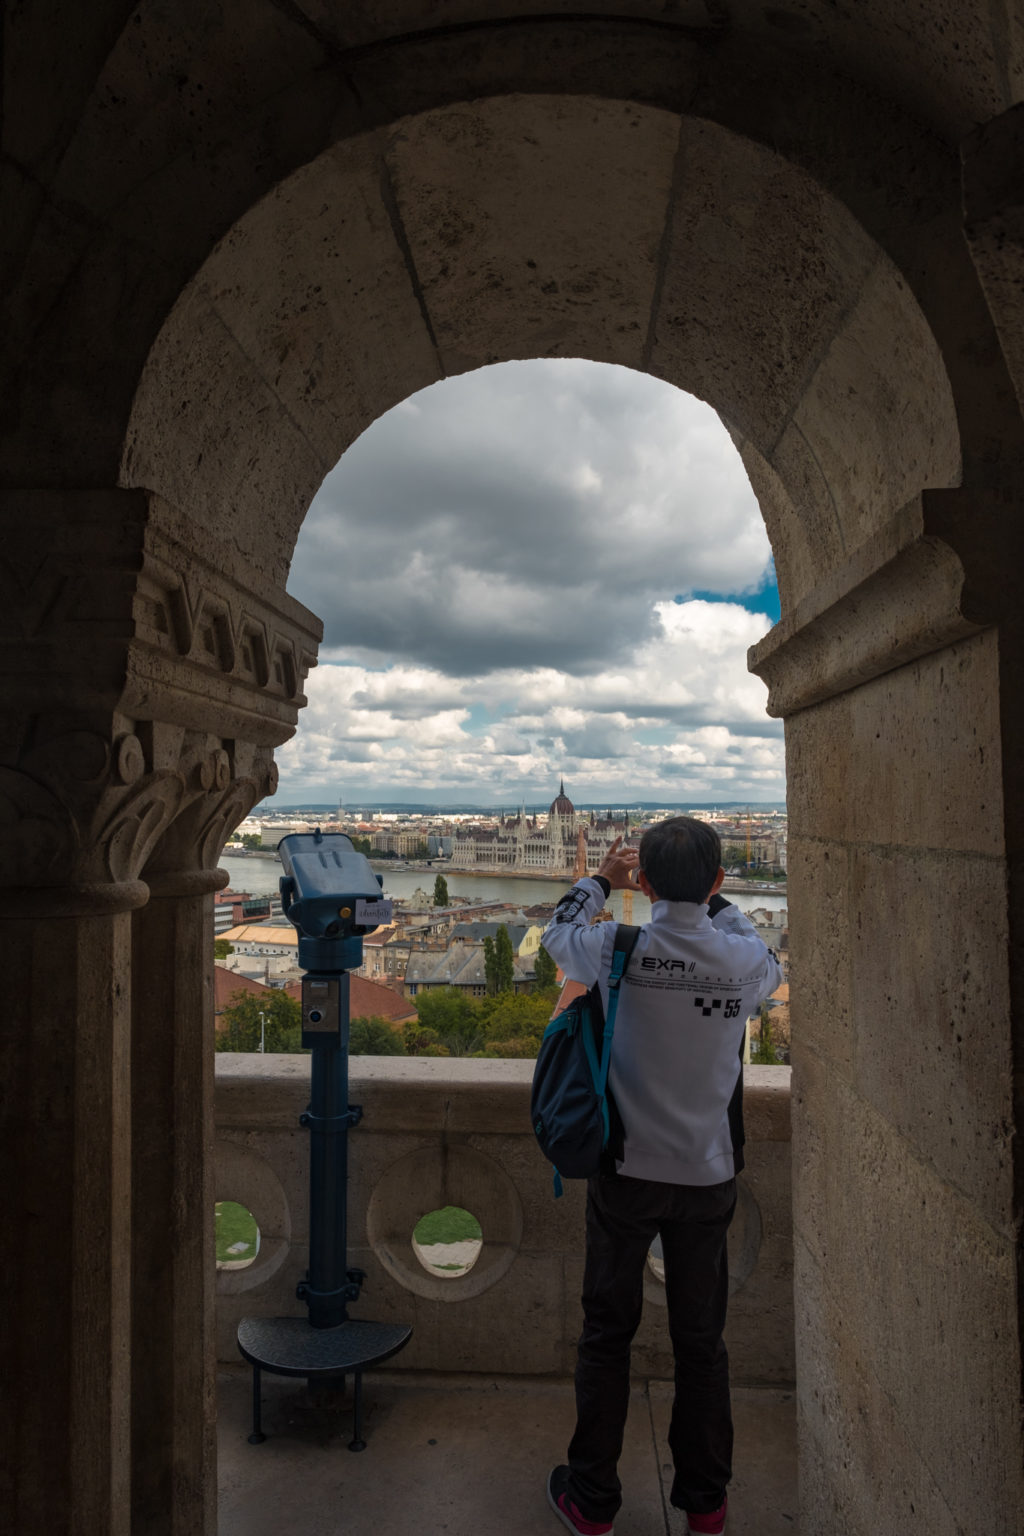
[545,924,642,1197]
[596,924,641,1096]
[608,923,641,987]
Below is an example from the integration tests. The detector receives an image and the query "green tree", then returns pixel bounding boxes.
[214,938,235,960]
[484,924,515,996]
[533,943,557,990]
[216,989,304,1052]
[240,832,262,849]
[412,986,485,1055]
[403,1026,451,1057]
[433,873,449,907]
[478,989,553,1058]
[349,1015,406,1055]
[749,1003,783,1065]
[349,835,373,855]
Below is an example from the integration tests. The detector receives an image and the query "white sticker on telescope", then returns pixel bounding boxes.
[356,898,393,925]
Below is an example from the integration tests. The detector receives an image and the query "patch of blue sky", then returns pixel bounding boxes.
[675,582,780,625]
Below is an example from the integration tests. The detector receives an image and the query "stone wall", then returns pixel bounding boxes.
[214,1056,794,1385]
[757,616,1020,1533]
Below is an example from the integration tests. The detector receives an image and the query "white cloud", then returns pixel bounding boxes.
[276,360,782,805]
[275,596,783,803]
[289,358,774,677]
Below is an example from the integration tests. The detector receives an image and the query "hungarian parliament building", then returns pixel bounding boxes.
[445,782,634,877]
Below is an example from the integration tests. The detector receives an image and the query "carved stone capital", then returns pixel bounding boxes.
[0,719,278,907]
[0,489,319,905]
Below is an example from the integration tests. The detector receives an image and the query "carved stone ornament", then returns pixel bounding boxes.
[0,720,279,916]
[125,495,321,746]
[0,490,320,913]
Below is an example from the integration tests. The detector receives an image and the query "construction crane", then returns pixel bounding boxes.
[621,826,635,922]
[573,825,588,881]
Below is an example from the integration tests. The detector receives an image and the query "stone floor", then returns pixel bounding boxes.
[218,1366,798,1535]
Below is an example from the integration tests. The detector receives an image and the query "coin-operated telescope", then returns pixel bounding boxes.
[279,830,392,970]
[279,830,393,1050]
[236,829,412,1452]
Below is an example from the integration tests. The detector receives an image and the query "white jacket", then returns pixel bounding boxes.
[541,877,783,1186]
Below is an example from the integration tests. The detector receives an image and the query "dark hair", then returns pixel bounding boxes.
[638,816,722,903]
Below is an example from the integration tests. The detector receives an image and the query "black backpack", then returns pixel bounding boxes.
[530,924,641,1196]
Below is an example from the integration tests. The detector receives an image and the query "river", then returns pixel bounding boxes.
[218,855,787,920]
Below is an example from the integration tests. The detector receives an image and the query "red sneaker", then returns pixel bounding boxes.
[686,1497,727,1534]
[547,1466,614,1535]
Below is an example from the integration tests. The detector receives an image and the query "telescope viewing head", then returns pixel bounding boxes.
[278,829,393,973]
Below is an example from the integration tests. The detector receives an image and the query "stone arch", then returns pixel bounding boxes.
[120,96,962,617]
[10,18,1012,504]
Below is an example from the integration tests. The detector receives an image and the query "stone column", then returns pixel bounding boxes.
[0,488,321,1535]
[127,746,287,1535]
[962,127,1024,1450]
[750,496,1023,1533]
[1,889,142,1535]
[129,867,223,1536]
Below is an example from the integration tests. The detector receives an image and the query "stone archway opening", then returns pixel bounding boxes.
[275,357,784,816]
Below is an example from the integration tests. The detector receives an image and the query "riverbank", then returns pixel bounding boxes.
[218,856,788,917]
[398,864,786,896]
[220,851,785,898]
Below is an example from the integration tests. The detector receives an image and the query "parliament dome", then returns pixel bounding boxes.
[549,779,575,818]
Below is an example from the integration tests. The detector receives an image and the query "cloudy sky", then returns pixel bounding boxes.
[276,359,784,807]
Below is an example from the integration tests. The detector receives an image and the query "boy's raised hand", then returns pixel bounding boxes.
[595,836,640,891]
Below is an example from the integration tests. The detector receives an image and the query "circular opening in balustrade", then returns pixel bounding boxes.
[647,1233,665,1284]
[642,1180,764,1306]
[412,1205,483,1278]
[216,1199,261,1269]
[367,1145,522,1302]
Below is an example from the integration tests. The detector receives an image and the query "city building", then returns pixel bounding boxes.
[404,943,537,999]
[449,921,544,958]
[216,921,301,985]
[213,888,276,935]
[449,781,635,874]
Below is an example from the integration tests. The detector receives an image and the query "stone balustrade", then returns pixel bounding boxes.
[214,1057,794,1383]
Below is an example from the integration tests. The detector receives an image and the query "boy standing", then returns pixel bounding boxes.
[540,817,782,1536]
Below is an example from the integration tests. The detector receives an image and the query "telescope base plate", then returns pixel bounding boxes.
[237,1315,413,1451]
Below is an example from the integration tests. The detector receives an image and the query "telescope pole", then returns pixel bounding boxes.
[301,971,361,1328]
[295,953,365,1330]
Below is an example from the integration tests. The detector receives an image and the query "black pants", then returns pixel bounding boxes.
[566,1171,736,1522]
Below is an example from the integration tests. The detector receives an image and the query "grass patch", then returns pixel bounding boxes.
[413,1205,482,1246]
[216,1200,259,1264]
